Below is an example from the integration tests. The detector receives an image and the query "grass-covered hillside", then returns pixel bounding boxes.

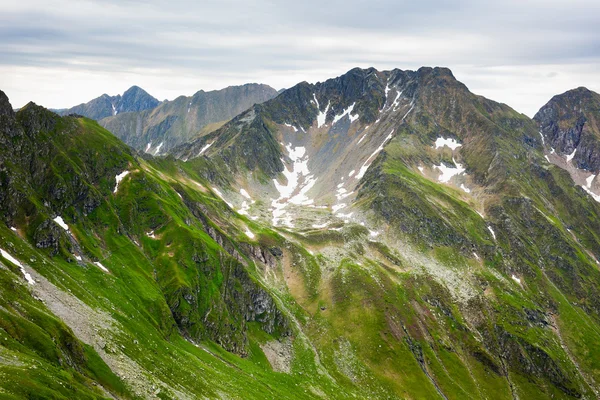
[2,68,600,400]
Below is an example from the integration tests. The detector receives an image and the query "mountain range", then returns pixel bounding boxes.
[58,84,279,155]
[1,66,600,399]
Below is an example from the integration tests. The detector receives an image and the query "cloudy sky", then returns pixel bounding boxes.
[1,0,599,116]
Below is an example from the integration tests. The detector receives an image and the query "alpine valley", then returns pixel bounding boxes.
[2,66,600,400]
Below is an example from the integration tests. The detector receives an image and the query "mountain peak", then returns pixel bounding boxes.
[0,90,14,117]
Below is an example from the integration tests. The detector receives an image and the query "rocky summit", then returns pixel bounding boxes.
[1,67,600,399]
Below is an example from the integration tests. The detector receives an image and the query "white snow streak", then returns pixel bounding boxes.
[434,159,466,183]
[198,142,214,156]
[284,123,299,132]
[566,148,577,162]
[94,261,109,273]
[314,94,330,128]
[332,102,359,125]
[154,142,164,156]
[0,248,34,284]
[488,226,497,240]
[113,171,130,193]
[355,131,394,180]
[53,216,69,231]
[434,137,462,151]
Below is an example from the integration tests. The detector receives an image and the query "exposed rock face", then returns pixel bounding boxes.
[100,83,279,154]
[534,87,600,172]
[57,85,160,121]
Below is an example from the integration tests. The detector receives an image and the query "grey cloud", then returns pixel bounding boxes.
[0,0,598,115]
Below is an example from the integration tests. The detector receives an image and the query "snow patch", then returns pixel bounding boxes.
[566,148,577,162]
[332,102,359,125]
[460,183,471,193]
[284,123,298,132]
[240,188,252,200]
[53,216,69,231]
[434,137,462,151]
[418,166,424,174]
[74,255,82,261]
[145,142,152,152]
[10,227,17,232]
[369,230,380,238]
[198,142,214,156]
[355,131,394,180]
[313,94,330,128]
[271,144,317,226]
[582,186,600,202]
[94,261,109,273]
[332,203,347,213]
[212,188,234,208]
[348,170,355,177]
[113,171,130,193]
[154,142,164,156]
[0,248,34,284]
[244,227,255,239]
[146,231,156,239]
[434,158,466,183]
[488,226,497,240]
[312,221,330,229]
[511,274,521,285]
[112,103,117,116]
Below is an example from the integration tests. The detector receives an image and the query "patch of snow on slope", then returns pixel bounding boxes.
[539,131,545,146]
[112,103,117,116]
[332,103,358,125]
[284,123,298,132]
[391,91,402,111]
[244,227,255,239]
[145,142,151,152]
[566,148,577,162]
[94,261,109,273]
[271,144,317,226]
[582,186,600,202]
[198,142,214,156]
[332,203,347,213]
[146,231,156,239]
[511,274,521,285]
[212,188,234,208]
[418,166,424,174]
[348,170,355,177]
[188,101,192,113]
[369,230,380,237]
[488,226,497,240]
[355,131,394,180]
[74,255,82,261]
[10,227,17,232]
[434,137,462,150]
[113,171,130,193]
[240,188,253,200]
[53,216,69,231]
[401,104,414,120]
[154,142,164,156]
[586,174,596,189]
[460,184,471,193]
[0,248,34,284]
[313,94,330,128]
[434,158,465,183]
[312,221,329,229]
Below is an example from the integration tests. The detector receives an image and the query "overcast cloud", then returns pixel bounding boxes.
[1,0,599,116]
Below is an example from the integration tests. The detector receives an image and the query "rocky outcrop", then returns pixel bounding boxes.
[534,87,600,172]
